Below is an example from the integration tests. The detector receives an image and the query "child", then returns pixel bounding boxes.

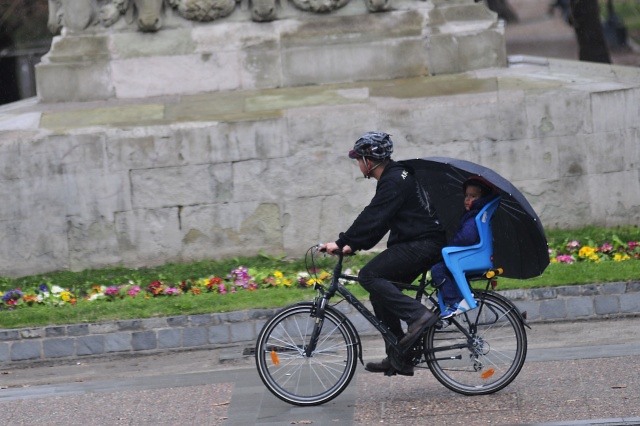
[431,177,496,319]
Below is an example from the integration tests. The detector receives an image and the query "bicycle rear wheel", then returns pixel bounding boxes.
[424,290,527,395]
[255,302,358,406]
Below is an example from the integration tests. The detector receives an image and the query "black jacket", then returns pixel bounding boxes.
[336,160,445,251]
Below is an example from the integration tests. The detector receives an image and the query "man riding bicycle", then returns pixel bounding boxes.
[321,131,446,376]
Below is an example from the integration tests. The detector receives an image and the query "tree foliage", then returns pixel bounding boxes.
[0,0,50,46]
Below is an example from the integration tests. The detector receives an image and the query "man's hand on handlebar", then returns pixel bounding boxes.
[318,242,352,255]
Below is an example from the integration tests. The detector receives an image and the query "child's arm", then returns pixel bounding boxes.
[450,216,480,246]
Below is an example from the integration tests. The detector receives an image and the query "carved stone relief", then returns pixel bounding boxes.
[46,0,388,32]
[167,0,237,22]
[289,0,349,13]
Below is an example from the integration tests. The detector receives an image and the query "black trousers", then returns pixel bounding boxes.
[358,238,444,344]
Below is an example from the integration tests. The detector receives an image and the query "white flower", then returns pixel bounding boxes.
[51,285,64,294]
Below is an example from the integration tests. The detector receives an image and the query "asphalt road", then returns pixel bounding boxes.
[2,316,640,425]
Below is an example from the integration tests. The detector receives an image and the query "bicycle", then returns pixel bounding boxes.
[255,246,530,406]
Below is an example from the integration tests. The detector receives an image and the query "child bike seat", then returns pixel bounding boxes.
[441,196,501,310]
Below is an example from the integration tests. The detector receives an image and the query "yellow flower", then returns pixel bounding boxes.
[274,270,284,279]
[613,253,630,262]
[91,285,105,294]
[60,291,72,302]
[578,246,596,258]
[318,271,331,281]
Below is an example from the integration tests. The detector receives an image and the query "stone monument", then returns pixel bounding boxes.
[0,0,636,278]
[37,0,506,102]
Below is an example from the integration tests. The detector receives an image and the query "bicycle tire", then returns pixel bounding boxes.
[255,302,358,406]
[424,290,527,395]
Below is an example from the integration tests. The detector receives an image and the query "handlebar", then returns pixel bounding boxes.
[316,244,351,256]
[307,245,347,297]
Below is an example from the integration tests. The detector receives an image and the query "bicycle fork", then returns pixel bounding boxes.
[305,296,328,357]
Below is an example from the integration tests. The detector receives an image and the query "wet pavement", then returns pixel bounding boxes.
[2,316,640,425]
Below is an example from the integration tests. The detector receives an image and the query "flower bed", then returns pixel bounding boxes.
[1,237,639,310]
[0,265,343,310]
[549,239,640,264]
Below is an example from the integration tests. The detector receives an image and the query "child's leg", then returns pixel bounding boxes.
[439,276,461,306]
[431,262,461,306]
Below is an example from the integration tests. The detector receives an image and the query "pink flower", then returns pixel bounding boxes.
[164,287,179,296]
[127,286,141,297]
[227,266,255,289]
[599,242,613,253]
[566,240,580,250]
[556,254,575,264]
[105,286,120,297]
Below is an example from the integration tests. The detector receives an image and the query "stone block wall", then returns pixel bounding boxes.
[0,58,639,277]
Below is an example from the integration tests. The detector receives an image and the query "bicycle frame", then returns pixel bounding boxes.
[308,253,437,358]
[308,251,528,360]
[255,248,531,405]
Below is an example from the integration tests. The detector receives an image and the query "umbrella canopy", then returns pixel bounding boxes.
[401,157,549,279]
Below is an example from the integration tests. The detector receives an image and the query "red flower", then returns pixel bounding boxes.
[147,281,164,296]
[207,276,223,291]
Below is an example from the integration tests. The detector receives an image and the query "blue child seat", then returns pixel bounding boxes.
[441,195,501,310]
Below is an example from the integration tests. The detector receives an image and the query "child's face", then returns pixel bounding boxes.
[464,185,483,211]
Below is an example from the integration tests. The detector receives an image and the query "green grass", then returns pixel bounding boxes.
[497,260,640,289]
[1,226,639,329]
[605,1,640,43]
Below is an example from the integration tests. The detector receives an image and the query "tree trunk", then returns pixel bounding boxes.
[570,0,611,63]
[486,0,519,23]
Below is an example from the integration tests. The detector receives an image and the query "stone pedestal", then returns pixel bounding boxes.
[35,0,505,102]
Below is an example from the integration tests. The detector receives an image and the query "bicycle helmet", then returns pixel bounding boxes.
[348,131,394,160]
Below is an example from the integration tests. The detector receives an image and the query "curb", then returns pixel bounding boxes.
[1,281,639,366]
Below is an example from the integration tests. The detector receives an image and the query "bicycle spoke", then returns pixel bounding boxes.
[425,291,527,395]
[255,303,357,406]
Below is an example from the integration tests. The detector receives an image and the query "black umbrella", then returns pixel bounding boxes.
[401,157,549,279]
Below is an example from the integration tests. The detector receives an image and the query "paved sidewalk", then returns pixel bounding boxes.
[1,316,640,425]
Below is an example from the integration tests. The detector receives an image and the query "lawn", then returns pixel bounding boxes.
[1,225,639,329]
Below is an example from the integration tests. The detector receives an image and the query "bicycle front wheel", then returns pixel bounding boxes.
[424,290,527,395]
[255,302,358,406]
